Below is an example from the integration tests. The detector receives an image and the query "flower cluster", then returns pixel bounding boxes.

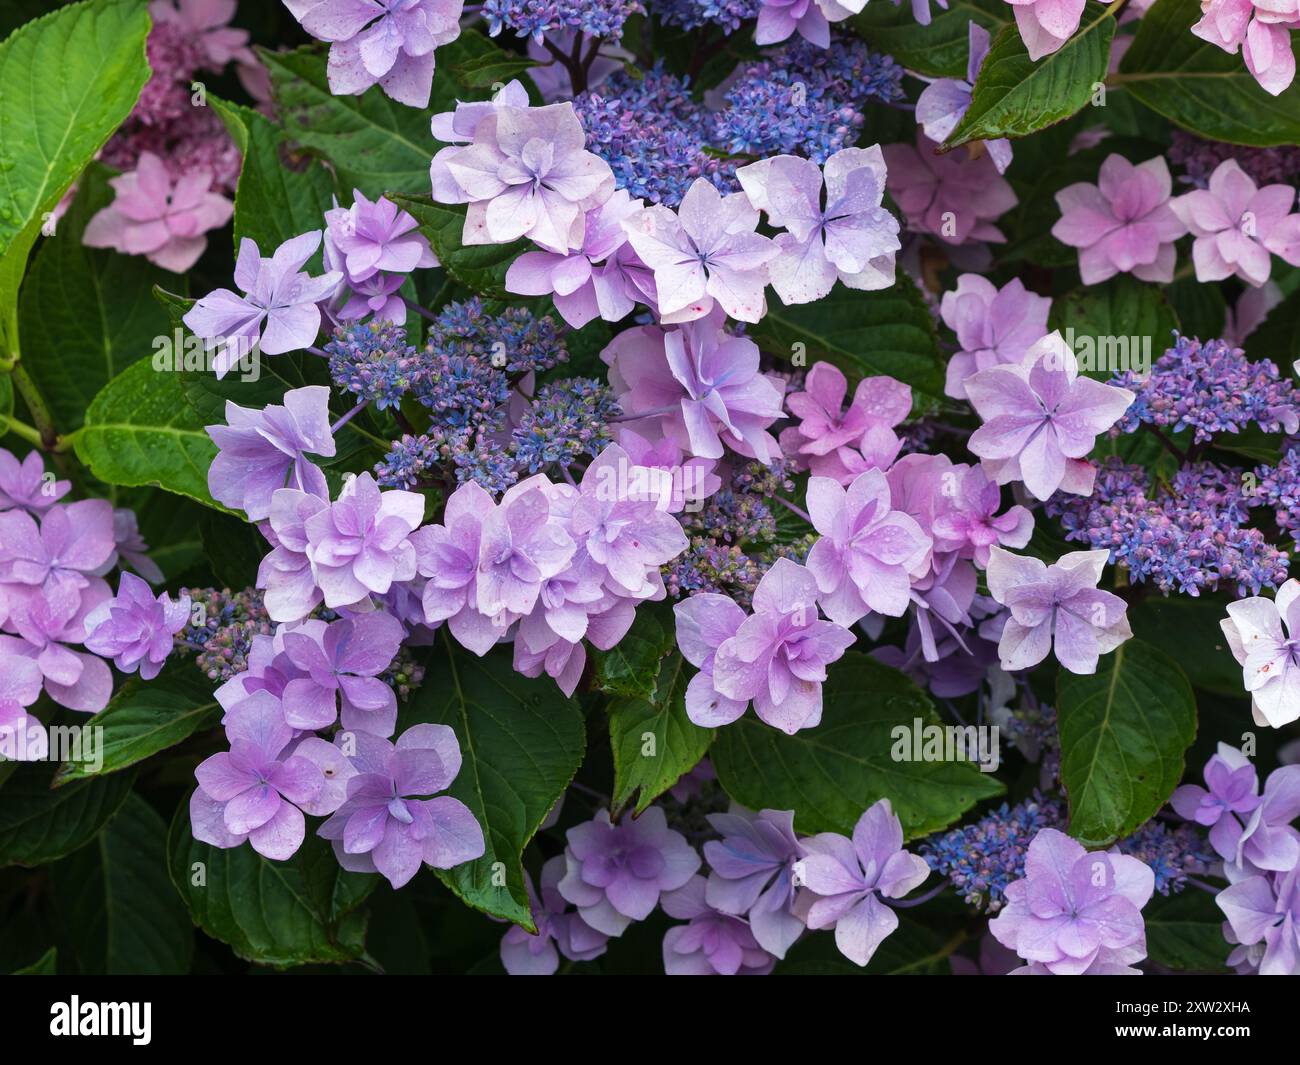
[1048,458,1290,597]
[39,0,1300,981]
[924,792,1212,911]
[483,0,644,41]
[87,0,253,270]
[712,37,904,162]
[0,447,167,748]
[1112,334,1300,442]
[501,796,931,974]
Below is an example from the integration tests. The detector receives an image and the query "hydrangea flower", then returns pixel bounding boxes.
[711,558,857,733]
[572,65,729,208]
[514,598,636,696]
[921,794,1066,911]
[1052,155,1186,284]
[484,0,643,41]
[0,580,113,713]
[500,855,610,975]
[569,445,690,596]
[794,799,931,967]
[1227,765,1300,878]
[622,178,778,323]
[184,233,343,376]
[1217,868,1300,975]
[1171,745,1300,878]
[191,691,326,861]
[754,0,853,47]
[966,333,1135,501]
[303,473,425,609]
[1051,457,1289,597]
[1192,0,1300,96]
[83,152,232,272]
[475,475,576,621]
[0,653,47,762]
[283,0,464,107]
[410,480,501,654]
[805,471,933,627]
[0,498,116,597]
[779,364,910,484]
[149,0,254,71]
[915,22,1012,173]
[736,147,900,304]
[1112,334,1299,443]
[505,189,646,327]
[279,612,405,736]
[704,808,807,958]
[988,828,1155,975]
[84,572,190,680]
[258,488,330,623]
[661,875,776,975]
[1221,578,1300,728]
[1005,0,1086,61]
[323,189,438,320]
[431,97,615,253]
[1170,743,1258,863]
[675,591,749,725]
[940,275,1051,401]
[882,133,1017,244]
[986,547,1132,674]
[1170,159,1300,287]
[713,38,903,163]
[205,386,336,522]
[602,310,785,462]
[557,807,701,936]
[616,429,721,514]
[317,724,485,888]
[0,448,70,514]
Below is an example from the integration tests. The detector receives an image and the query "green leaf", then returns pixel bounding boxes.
[853,0,1009,79]
[748,274,945,401]
[592,602,676,700]
[1056,639,1197,846]
[263,33,503,201]
[1168,280,1228,350]
[1246,285,1300,366]
[777,914,958,973]
[451,49,540,90]
[0,0,152,349]
[1144,890,1231,971]
[389,193,527,301]
[711,653,1005,839]
[17,163,171,431]
[1048,274,1178,380]
[120,488,208,581]
[166,797,374,967]
[400,639,586,929]
[51,793,194,974]
[1116,0,1300,147]
[11,946,57,974]
[0,763,135,867]
[199,508,268,588]
[609,652,714,816]
[946,6,1115,148]
[53,663,220,787]
[210,97,336,255]
[71,355,224,510]
[1128,596,1243,697]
